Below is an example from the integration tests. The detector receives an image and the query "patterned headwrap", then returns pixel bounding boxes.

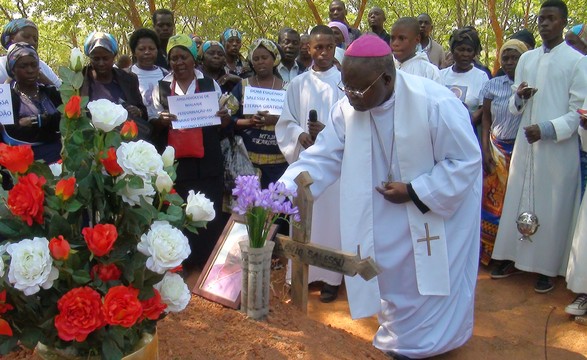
[6,42,38,78]
[499,39,528,59]
[570,24,587,46]
[222,29,242,42]
[1,18,37,49]
[247,38,281,67]
[449,27,481,53]
[328,21,350,46]
[83,31,119,56]
[198,40,225,61]
[166,34,198,61]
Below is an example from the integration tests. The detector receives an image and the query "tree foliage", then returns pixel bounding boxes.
[0,0,585,73]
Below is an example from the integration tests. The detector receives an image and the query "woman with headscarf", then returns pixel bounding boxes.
[0,18,60,86]
[198,40,241,93]
[328,21,349,65]
[81,31,149,138]
[440,27,489,128]
[152,34,231,271]
[231,38,287,188]
[2,43,62,163]
[566,24,587,55]
[478,39,528,268]
[128,28,169,123]
[221,29,252,78]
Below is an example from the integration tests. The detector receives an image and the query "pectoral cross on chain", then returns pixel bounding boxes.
[417,223,440,256]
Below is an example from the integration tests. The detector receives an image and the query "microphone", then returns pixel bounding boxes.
[309,109,317,122]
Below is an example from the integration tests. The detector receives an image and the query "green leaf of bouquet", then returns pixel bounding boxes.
[0,219,29,238]
[48,214,72,239]
[58,66,75,83]
[163,192,184,206]
[19,327,44,349]
[59,89,75,104]
[64,199,83,212]
[128,176,144,190]
[28,162,54,180]
[158,204,183,224]
[0,336,19,354]
[45,195,61,211]
[72,269,92,285]
[104,131,122,149]
[72,71,84,89]
[102,336,124,360]
[184,223,201,235]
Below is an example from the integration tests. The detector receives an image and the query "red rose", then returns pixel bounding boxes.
[91,263,122,282]
[54,287,105,342]
[103,285,142,328]
[120,120,138,140]
[140,289,167,321]
[7,173,46,226]
[82,223,117,257]
[100,147,123,177]
[0,318,12,336]
[0,290,14,315]
[0,143,34,174]
[49,235,71,261]
[55,177,76,201]
[64,95,82,119]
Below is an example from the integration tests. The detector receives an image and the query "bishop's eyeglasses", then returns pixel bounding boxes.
[337,72,385,98]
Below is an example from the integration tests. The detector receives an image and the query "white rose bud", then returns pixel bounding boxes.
[185,190,215,222]
[155,171,173,193]
[0,244,5,278]
[87,99,128,132]
[162,146,175,167]
[69,47,84,72]
[154,272,191,313]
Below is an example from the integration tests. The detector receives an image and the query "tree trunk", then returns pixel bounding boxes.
[306,0,322,24]
[488,0,503,74]
[353,0,368,28]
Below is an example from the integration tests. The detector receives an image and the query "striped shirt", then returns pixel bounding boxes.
[480,75,522,140]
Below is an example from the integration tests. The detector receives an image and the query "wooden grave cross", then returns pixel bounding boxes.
[272,171,380,313]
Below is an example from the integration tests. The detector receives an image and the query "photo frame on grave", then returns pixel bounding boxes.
[193,213,278,309]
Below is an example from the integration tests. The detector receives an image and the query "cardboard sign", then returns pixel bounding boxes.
[242,87,286,116]
[0,84,14,125]
[167,91,220,129]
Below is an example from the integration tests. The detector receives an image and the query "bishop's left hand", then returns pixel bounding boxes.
[375,182,410,204]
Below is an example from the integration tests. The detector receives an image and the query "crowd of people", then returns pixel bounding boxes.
[1,0,587,358]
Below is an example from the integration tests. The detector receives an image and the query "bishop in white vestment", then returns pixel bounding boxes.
[280,34,482,359]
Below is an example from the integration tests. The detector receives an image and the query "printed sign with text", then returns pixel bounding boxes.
[168,91,220,129]
[0,84,13,125]
[243,87,286,116]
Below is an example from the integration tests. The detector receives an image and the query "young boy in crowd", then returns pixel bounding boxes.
[391,17,440,83]
[276,25,345,303]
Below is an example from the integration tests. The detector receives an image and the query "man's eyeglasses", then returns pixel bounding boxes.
[338,73,385,98]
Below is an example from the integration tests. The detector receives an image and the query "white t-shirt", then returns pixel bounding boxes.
[131,64,168,120]
[439,66,489,111]
[0,56,62,87]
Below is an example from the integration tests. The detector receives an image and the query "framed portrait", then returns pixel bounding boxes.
[193,214,278,309]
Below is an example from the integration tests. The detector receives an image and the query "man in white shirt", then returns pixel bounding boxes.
[276,28,306,83]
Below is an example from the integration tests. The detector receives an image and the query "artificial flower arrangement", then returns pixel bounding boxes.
[0,49,215,358]
[232,175,300,248]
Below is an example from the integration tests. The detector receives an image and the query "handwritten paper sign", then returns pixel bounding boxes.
[0,84,14,125]
[243,87,286,116]
[167,91,220,129]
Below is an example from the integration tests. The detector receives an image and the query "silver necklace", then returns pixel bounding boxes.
[371,114,395,186]
[255,75,275,90]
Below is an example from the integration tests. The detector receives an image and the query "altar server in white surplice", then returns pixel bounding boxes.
[276,25,345,303]
[492,0,587,294]
[279,34,481,359]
